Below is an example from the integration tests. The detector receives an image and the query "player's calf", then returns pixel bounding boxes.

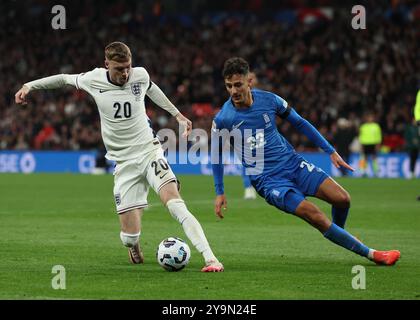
[326,183,351,228]
[166,198,223,269]
[294,200,331,233]
[313,179,351,228]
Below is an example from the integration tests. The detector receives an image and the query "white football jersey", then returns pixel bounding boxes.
[74,67,160,161]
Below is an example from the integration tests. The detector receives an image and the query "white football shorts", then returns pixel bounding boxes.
[113,147,177,214]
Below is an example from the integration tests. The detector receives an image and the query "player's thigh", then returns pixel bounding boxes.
[315,177,351,208]
[119,208,144,234]
[113,160,149,214]
[294,159,329,196]
[145,148,177,197]
[264,182,305,214]
[158,181,181,205]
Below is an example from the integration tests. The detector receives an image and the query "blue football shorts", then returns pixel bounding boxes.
[251,157,329,214]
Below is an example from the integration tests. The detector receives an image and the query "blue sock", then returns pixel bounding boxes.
[241,166,252,188]
[332,207,349,229]
[323,223,370,257]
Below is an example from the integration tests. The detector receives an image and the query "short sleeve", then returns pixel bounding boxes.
[212,113,225,132]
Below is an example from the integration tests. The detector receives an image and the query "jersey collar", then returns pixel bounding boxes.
[230,91,255,111]
[106,70,131,87]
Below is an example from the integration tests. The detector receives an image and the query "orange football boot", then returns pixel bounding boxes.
[372,250,400,266]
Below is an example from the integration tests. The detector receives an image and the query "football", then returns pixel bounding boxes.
[156,237,191,271]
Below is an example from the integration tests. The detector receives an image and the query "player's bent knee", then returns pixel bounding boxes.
[336,190,351,208]
[120,231,140,247]
[160,181,180,206]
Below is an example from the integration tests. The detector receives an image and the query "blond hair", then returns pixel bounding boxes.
[105,42,131,62]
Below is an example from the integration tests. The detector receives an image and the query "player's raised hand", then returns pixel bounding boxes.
[330,151,354,171]
[175,113,192,138]
[15,85,30,105]
[214,195,227,219]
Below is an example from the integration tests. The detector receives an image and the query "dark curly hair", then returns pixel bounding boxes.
[222,57,249,79]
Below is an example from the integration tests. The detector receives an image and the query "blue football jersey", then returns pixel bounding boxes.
[213,89,300,176]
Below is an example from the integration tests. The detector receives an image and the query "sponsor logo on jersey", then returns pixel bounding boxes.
[159,172,168,179]
[232,120,244,130]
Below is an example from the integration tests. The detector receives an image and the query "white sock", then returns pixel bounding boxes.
[120,231,140,248]
[368,249,375,260]
[166,198,217,263]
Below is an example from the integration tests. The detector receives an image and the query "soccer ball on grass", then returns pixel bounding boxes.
[156,237,191,271]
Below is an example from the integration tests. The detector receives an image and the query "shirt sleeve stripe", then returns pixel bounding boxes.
[280,106,292,119]
[75,74,80,90]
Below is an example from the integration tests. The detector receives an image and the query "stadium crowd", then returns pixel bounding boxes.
[1,0,419,153]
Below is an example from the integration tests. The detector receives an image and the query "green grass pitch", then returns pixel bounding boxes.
[0,174,419,300]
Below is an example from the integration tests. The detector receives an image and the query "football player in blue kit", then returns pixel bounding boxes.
[211,57,400,266]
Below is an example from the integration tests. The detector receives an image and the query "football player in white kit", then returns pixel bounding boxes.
[15,42,223,272]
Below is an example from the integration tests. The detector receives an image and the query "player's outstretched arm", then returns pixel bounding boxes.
[330,151,354,171]
[15,74,79,105]
[284,107,336,154]
[146,82,191,137]
[210,119,227,219]
[214,194,227,219]
[211,123,227,219]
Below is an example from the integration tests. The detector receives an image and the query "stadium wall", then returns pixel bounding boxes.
[0,151,419,178]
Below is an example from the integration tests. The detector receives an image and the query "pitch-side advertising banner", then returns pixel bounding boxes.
[0,151,418,178]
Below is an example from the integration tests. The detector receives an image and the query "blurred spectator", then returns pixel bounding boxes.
[248,71,259,88]
[332,118,357,176]
[358,113,382,177]
[404,117,420,179]
[415,89,420,124]
[413,89,420,200]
